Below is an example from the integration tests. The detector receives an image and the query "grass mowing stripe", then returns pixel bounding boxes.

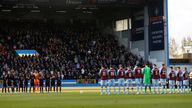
[0,92,192,108]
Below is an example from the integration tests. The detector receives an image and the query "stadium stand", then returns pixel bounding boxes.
[0,20,145,81]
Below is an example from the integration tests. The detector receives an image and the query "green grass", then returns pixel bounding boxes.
[0,92,192,108]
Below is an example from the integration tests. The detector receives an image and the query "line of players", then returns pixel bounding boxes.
[99,64,192,95]
[1,70,62,93]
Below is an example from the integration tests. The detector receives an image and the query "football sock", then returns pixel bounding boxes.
[136,86,139,92]
[107,86,110,94]
[165,85,167,93]
[162,85,164,93]
[127,87,129,93]
[149,86,152,93]
[114,86,116,94]
[131,88,134,93]
[183,85,185,93]
[123,87,126,93]
[187,86,190,92]
[118,87,121,94]
[100,87,103,94]
[158,86,160,93]
[170,86,172,92]
[105,87,108,93]
[173,86,175,92]
[140,86,142,92]
[177,86,180,93]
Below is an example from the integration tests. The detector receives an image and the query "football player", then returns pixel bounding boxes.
[169,67,176,94]
[99,65,108,95]
[183,67,190,93]
[160,64,167,94]
[117,64,126,94]
[176,67,183,93]
[107,65,116,95]
[152,64,160,94]
[134,65,143,94]
[125,66,134,94]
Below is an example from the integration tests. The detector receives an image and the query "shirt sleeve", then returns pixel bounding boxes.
[133,66,137,72]
[107,70,110,76]
[151,68,154,74]
[125,70,128,74]
[117,69,120,75]
[142,68,144,74]
[99,69,101,76]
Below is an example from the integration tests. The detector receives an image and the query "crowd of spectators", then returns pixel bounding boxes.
[0,20,144,80]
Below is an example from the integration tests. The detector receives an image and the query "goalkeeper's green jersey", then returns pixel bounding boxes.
[143,66,151,79]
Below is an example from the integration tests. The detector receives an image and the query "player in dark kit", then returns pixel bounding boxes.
[56,71,62,93]
[2,72,7,93]
[24,71,30,93]
[39,71,44,93]
[10,71,15,93]
[13,72,18,93]
[29,72,35,93]
[7,71,13,93]
[50,71,56,92]
[45,72,51,93]
[18,73,24,92]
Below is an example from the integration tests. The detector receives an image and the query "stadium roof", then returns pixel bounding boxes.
[0,0,146,8]
[0,0,160,21]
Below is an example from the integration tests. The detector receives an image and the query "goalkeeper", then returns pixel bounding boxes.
[142,64,152,94]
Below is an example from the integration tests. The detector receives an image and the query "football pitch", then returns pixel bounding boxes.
[0,91,192,108]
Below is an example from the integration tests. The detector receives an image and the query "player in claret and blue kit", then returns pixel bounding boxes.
[152,64,160,94]
[183,67,190,93]
[117,64,126,95]
[176,67,183,94]
[99,65,108,95]
[107,65,116,95]
[134,65,143,94]
[169,67,176,94]
[160,64,167,94]
[125,66,134,94]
